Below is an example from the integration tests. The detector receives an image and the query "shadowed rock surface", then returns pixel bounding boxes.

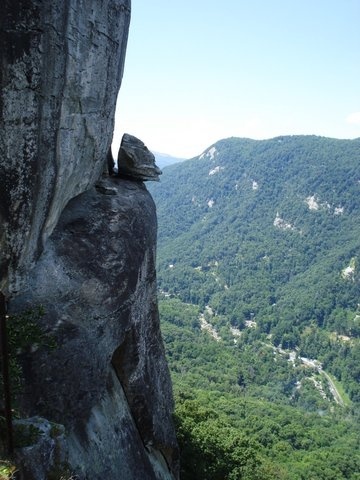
[1,1,179,478]
[11,177,179,479]
[0,0,130,294]
[117,133,162,181]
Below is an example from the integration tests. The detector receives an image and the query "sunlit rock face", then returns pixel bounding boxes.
[11,177,179,479]
[0,0,130,294]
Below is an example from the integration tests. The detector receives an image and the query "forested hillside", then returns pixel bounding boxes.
[149,136,360,479]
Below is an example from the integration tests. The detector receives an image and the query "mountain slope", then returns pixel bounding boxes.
[149,135,360,478]
[149,135,360,395]
[149,135,360,479]
[152,135,360,337]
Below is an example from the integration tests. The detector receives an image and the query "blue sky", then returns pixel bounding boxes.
[113,0,360,158]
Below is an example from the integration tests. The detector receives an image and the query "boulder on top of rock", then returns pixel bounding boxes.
[117,134,162,181]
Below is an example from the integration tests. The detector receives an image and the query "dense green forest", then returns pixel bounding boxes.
[149,136,360,479]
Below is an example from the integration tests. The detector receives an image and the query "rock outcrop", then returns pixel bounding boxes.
[117,133,162,181]
[0,0,130,294]
[11,177,178,479]
[1,1,179,478]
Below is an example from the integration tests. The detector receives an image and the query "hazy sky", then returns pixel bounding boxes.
[113,0,360,158]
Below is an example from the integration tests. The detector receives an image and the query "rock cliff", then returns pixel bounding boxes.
[0,1,179,478]
[11,178,178,479]
[0,0,130,294]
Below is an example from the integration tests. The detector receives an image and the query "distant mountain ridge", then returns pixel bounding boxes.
[154,151,185,169]
[148,135,360,478]
[149,135,360,402]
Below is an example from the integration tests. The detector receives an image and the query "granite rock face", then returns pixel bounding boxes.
[1,1,179,477]
[11,177,179,479]
[117,133,162,181]
[0,0,130,294]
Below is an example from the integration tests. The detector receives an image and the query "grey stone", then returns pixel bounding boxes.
[117,133,162,181]
[106,146,117,175]
[10,177,179,479]
[13,417,69,480]
[1,3,179,478]
[0,0,131,294]
[95,179,118,195]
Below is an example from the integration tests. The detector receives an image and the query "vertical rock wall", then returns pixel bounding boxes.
[1,1,179,478]
[11,178,179,479]
[0,0,130,293]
